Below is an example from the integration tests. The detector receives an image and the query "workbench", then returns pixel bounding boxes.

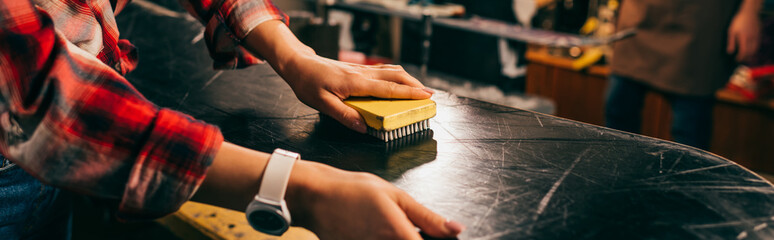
[115,1,774,239]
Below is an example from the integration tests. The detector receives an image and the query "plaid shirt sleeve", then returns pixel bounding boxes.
[178,0,289,69]
[0,0,223,220]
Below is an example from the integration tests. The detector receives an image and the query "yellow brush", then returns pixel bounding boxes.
[344,97,436,142]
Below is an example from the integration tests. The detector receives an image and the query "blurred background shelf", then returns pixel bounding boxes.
[525,46,774,174]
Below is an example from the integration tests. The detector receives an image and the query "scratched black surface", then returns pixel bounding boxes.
[117,2,774,239]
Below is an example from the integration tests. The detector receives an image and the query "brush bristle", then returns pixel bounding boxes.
[367,119,430,142]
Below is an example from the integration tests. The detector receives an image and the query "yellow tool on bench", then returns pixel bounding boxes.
[344,97,436,142]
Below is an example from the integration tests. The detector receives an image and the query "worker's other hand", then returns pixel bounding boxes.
[280,54,433,133]
[727,11,761,62]
[286,161,465,240]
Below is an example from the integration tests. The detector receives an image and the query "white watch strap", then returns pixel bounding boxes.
[258,149,299,204]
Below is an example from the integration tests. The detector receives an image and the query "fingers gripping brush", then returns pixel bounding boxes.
[344,97,436,142]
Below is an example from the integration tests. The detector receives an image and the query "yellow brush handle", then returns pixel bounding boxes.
[344,98,437,131]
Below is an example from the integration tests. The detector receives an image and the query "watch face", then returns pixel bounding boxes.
[248,209,289,235]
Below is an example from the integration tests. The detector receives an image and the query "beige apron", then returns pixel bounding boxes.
[611,0,741,96]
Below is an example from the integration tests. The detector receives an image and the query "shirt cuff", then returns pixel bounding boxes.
[117,109,223,220]
[219,0,288,41]
[204,0,288,69]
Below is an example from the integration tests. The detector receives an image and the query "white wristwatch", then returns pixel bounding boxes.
[245,148,299,236]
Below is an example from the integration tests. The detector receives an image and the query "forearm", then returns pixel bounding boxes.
[191,142,315,212]
[243,20,316,78]
[190,142,267,210]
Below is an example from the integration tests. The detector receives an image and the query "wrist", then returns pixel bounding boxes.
[243,20,317,80]
[246,149,302,235]
[737,0,762,16]
[275,48,317,83]
[284,160,322,224]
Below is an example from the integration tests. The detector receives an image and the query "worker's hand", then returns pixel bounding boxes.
[727,10,761,62]
[286,161,465,240]
[243,20,433,133]
[279,54,433,133]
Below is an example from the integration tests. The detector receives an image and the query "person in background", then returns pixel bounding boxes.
[0,0,464,239]
[606,0,762,150]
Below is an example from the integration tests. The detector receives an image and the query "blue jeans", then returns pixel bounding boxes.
[0,156,72,240]
[605,75,714,150]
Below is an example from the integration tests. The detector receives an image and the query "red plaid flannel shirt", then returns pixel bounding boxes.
[0,0,286,219]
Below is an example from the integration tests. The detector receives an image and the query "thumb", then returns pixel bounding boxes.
[398,192,465,238]
[318,94,367,133]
